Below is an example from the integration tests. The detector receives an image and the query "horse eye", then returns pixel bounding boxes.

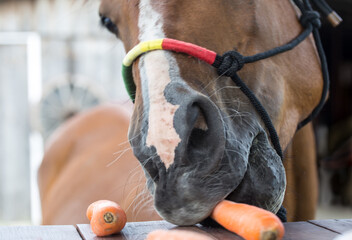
[100,15,118,35]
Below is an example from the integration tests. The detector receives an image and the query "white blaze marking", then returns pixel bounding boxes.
[138,0,181,168]
[144,52,181,168]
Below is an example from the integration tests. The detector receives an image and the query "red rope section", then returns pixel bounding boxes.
[162,38,217,65]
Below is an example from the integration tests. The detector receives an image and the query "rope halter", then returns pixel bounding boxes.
[121,0,341,160]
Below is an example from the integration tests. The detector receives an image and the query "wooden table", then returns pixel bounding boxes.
[0,219,351,240]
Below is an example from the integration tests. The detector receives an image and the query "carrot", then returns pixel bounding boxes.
[86,200,127,237]
[146,229,214,240]
[86,200,107,221]
[211,200,284,240]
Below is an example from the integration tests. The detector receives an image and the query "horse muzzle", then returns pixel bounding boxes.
[129,80,285,226]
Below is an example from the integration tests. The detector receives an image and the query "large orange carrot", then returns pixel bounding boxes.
[86,200,127,237]
[146,229,214,240]
[211,200,284,240]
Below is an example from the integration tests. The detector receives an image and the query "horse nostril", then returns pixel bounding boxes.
[178,100,224,171]
[187,106,210,157]
[193,108,208,131]
[188,128,208,151]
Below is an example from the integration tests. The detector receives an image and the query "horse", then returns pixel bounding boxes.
[38,104,161,224]
[39,0,326,225]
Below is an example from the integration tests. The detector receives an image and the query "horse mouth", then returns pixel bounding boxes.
[225,130,286,212]
[148,123,286,226]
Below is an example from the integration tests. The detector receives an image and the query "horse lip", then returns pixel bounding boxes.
[207,131,262,205]
[223,128,286,214]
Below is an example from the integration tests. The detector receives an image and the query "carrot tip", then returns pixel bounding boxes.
[103,212,115,224]
[261,230,279,240]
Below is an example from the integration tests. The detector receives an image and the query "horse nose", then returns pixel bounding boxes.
[170,85,225,171]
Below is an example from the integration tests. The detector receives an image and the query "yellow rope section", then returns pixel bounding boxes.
[122,39,164,67]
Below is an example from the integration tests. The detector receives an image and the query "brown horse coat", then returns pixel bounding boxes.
[38,104,161,224]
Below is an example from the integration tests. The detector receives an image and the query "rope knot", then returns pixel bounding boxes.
[216,51,245,77]
[300,10,321,29]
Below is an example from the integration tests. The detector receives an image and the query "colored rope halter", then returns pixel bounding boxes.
[121,0,341,160]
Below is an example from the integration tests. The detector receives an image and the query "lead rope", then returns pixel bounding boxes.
[211,0,340,159]
[212,0,339,222]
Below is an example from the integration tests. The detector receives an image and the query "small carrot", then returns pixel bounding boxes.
[86,200,107,221]
[211,200,284,240]
[86,200,127,237]
[146,229,214,240]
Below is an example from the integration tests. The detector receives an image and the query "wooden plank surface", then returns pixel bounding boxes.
[193,225,243,240]
[77,221,243,240]
[1,219,348,240]
[0,225,82,240]
[77,221,175,240]
[308,219,352,234]
[283,221,339,240]
[77,220,342,240]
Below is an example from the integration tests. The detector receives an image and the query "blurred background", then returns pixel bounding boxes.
[314,0,352,220]
[0,0,351,225]
[0,0,129,225]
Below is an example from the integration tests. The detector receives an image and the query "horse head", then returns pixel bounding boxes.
[99,0,324,225]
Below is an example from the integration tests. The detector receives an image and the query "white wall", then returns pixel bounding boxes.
[0,0,128,224]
